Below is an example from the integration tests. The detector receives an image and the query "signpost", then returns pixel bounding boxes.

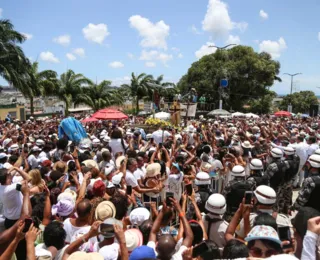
[219,79,228,109]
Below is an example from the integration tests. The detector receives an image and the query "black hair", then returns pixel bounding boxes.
[139,219,153,245]
[56,138,68,150]
[200,240,221,260]
[137,151,146,158]
[8,154,18,164]
[0,157,7,164]
[43,222,66,250]
[297,136,304,142]
[293,207,320,238]
[110,193,129,220]
[0,168,8,185]
[31,194,45,221]
[110,128,123,139]
[127,149,137,158]
[202,145,211,154]
[189,221,203,246]
[253,213,277,230]
[222,239,249,259]
[247,239,282,254]
[309,136,317,144]
[67,161,76,172]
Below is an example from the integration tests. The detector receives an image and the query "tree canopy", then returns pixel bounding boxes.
[177,45,281,112]
[279,91,318,113]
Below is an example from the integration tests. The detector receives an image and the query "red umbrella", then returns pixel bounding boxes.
[92,109,128,120]
[274,111,291,117]
[81,117,98,123]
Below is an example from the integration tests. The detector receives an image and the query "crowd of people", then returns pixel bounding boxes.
[0,114,320,260]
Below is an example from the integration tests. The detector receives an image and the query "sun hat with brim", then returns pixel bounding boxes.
[145,163,161,178]
[82,159,99,169]
[129,208,151,226]
[172,163,181,172]
[99,243,119,260]
[57,189,77,203]
[200,162,211,173]
[125,229,143,252]
[116,155,126,169]
[195,171,211,185]
[308,154,320,168]
[245,225,281,245]
[95,201,116,221]
[51,199,75,217]
[32,146,41,152]
[129,246,156,260]
[67,252,104,260]
[241,141,253,149]
[99,217,123,239]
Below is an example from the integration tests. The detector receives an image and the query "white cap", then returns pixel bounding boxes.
[112,173,123,185]
[9,144,19,151]
[254,185,276,205]
[146,134,152,139]
[0,153,8,159]
[3,138,12,148]
[231,165,245,177]
[195,172,211,185]
[92,138,100,144]
[175,134,182,140]
[90,135,97,140]
[205,194,226,215]
[103,136,111,142]
[283,146,295,155]
[308,154,320,168]
[36,139,45,146]
[315,149,320,156]
[250,159,263,170]
[270,148,283,158]
[129,207,150,226]
[32,146,41,152]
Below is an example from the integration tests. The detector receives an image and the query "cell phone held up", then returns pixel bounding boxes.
[192,241,209,258]
[166,192,174,206]
[23,218,33,233]
[185,183,193,196]
[244,191,253,205]
[126,185,132,196]
[278,226,292,249]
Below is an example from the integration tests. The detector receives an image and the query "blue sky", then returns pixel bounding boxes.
[1,0,320,95]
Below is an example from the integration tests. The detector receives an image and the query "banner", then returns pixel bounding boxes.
[180,103,197,117]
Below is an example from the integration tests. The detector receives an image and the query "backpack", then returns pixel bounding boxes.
[226,180,252,212]
[269,161,287,190]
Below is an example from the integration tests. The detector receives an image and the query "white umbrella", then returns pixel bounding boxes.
[245,113,259,118]
[207,109,230,117]
[151,112,171,120]
[232,112,245,117]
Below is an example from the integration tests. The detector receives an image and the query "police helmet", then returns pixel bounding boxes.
[205,194,226,215]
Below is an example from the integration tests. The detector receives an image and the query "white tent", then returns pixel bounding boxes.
[207,109,231,117]
[232,112,245,117]
[151,112,171,120]
[245,113,259,118]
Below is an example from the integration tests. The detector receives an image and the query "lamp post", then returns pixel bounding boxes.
[284,73,302,112]
[209,44,237,109]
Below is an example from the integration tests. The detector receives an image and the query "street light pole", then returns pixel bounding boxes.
[284,73,302,112]
[209,44,237,110]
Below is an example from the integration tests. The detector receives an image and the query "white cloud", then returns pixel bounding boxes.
[73,48,85,57]
[191,25,202,35]
[139,50,173,65]
[171,47,180,52]
[145,62,156,68]
[40,51,59,63]
[129,15,170,50]
[259,10,269,20]
[109,61,124,68]
[202,0,247,39]
[82,23,109,44]
[66,53,76,61]
[259,37,287,59]
[112,76,131,86]
[318,32,320,41]
[226,35,240,45]
[195,42,216,59]
[127,53,135,59]
[53,34,71,46]
[22,33,33,40]
[178,53,183,58]
[0,8,2,17]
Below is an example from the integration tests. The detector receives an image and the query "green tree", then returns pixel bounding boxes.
[23,62,58,115]
[149,75,177,101]
[121,72,153,112]
[177,46,281,111]
[0,19,31,91]
[74,80,123,111]
[247,90,277,114]
[57,70,92,116]
[279,91,318,113]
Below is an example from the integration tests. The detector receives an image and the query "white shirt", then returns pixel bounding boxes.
[152,130,171,145]
[125,170,138,188]
[134,168,145,181]
[0,183,23,220]
[147,241,187,260]
[301,230,318,260]
[63,218,90,243]
[28,154,40,169]
[308,143,319,156]
[167,172,184,201]
[99,160,115,176]
[109,138,128,156]
[294,142,309,165]
[202,213,228,248]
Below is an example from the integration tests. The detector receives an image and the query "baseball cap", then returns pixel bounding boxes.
[245,225,281,245]
[112,173,123,185]
[172,163,181,171]
[0,153,8,159]
[129,246,156,260]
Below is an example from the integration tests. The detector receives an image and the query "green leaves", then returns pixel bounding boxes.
[279,91,318,113]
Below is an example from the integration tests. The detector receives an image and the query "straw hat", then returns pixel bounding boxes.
[95,201,116,221]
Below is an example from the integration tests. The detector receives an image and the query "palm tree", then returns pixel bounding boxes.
[121,72,153,112]
[74,80,123,111]
[23,62,58,115]
[0,19,31,91]
[148,75,177,104]
[56,70,92,116]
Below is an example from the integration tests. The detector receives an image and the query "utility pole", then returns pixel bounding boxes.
[209,44,237,110]
[284,73,302,112]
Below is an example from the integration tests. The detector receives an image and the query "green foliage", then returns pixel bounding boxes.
[177,45,281,111]
[247,90,277,114]
[279,91,318,113]
[74,80,123,111]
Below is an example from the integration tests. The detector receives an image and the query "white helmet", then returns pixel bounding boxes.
[308,154,320,168]
[314,149,320,156]
[195,172,211,186]
[205,194,226,215]
[283,146,295,155]
[231,165,245,177]
[250,159,263,170]
[254,185,276,205]
[270,148,283,158]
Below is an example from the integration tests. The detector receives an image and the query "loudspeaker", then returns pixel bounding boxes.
[309,105,319,117]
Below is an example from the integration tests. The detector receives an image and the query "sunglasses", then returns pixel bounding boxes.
[250,247,278,258]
